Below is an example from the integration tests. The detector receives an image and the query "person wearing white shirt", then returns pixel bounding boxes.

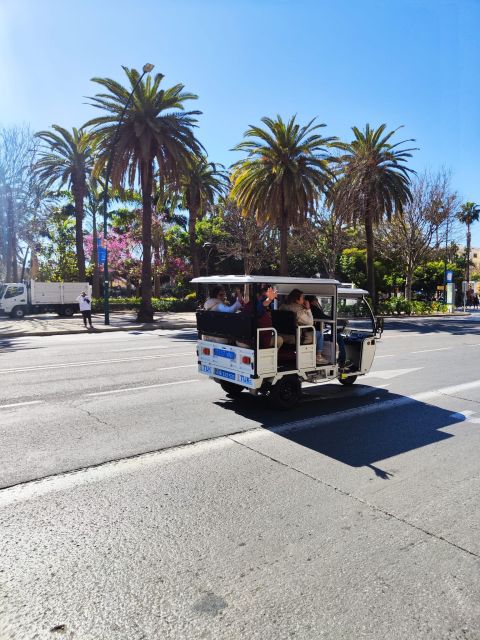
[76,291,93,329]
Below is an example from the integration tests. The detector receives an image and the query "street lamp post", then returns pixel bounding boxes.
[102,63,154,324]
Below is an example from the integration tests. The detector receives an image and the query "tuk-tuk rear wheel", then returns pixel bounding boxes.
[338,375,357,386]
[219,380,244,398]
[269,376,301,410]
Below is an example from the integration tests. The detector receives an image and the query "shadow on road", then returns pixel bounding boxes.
[216,384,464,472]
[384,316,480,335]
[0,338,41,353]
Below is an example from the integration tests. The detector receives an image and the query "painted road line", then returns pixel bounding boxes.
[363,367,422,380]
[412,347,452,354]
[375,354,394,358]
[87,378,200,397]
[249,378,480,439]
[0,352,193,374]
[157,365,197,372]
[0,400,43,410]
[114,346,169,352]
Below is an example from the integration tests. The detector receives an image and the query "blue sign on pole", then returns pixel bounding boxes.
[446,270,453,283]
[97,238,107,265]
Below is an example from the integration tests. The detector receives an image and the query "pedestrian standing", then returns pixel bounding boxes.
[76,291,93,329]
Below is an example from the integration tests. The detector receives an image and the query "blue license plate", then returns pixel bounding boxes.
[213,348,236,360]
[214,368,236,380]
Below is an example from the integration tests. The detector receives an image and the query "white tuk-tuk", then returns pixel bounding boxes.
[193,276,381,409]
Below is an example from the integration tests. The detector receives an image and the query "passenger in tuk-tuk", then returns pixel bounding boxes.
[237,285,283,349]
[202,286,243,344]
[279,289,329,365]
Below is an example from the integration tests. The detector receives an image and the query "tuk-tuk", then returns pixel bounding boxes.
[193,276,380,409]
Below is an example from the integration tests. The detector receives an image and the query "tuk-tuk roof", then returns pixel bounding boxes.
[338,286,369,296]
[191,275,341,286]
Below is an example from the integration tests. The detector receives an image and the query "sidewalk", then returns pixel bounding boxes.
[0,310,197,338]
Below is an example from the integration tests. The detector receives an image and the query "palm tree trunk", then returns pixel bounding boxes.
[188,207,201,279]
[138,160,154,322]
[364,210,376,303]
[466,223,471,285]
[279,193,289,276]
[72,183,86,281]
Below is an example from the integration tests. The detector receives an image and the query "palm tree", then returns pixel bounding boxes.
[86,66,202,321]
[181,155,228,279]
[35,126,94,280]
[231,115,335,275]
[331,124,416,301]
[457,201,480,285]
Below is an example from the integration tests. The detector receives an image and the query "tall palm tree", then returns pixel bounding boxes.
[35,126,94,280]
[231,115,335,275]
[331,124,416,301]
[457,201,480,285]
[86,66,202,321]
[181,155,229,279]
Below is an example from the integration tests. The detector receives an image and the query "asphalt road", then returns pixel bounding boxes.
[1,316,480,639]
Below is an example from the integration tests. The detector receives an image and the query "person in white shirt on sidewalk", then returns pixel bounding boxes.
[76,291,93,329]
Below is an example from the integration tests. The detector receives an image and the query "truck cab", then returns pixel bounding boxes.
[193,276,379,409]
[0,283,28,317]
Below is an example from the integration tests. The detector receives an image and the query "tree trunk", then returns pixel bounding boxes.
[188,206,201,279]
[279,193,289,276]
[137,160,154,323]
[364,210,376,303]
[6,187,15,282]
[404,264,413,301]
[72,182,86,281]
[153,241,161,297]
[466,224,471,285]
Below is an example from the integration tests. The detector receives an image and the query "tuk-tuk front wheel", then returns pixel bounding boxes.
[269,375,301,410]
[219,380,244,398]
[338,375,357,386]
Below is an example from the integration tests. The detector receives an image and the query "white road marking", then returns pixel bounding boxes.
[412,347,452,354]
[3,377,480,505]
[0,400,43,410]
[0,352,193,374]
[86,378,200,397]
[157,365,197,371]
[363,367,422,380]
[375,354,394,358]
[115,346,169,351]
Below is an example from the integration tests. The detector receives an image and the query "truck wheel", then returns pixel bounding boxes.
[10,307,25,319]
[63,306,75,317]
[219,380,244,398]
[269,375,301,410]
[338,375,357,386]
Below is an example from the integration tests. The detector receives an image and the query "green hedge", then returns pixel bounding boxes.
[91,296,198,313]
[377,297,448,315]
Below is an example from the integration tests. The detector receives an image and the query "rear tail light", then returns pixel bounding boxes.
[242,356,251,364]
[203,347,211,355]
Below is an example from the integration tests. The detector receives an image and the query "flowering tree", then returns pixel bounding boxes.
[84,230,140,290]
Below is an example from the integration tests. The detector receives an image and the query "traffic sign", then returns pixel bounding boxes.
[446,270,453,283]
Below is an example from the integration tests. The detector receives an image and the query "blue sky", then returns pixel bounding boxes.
[1,0,479,243]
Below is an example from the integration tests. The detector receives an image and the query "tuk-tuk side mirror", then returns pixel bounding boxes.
[375,316,384,338]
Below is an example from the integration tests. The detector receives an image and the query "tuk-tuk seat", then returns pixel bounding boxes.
[196,310,254,342]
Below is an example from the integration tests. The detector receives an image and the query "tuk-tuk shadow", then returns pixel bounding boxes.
[215,384,464,471]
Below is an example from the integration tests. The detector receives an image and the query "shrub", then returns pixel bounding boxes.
[91,296,198,313]
[377,297,449,315]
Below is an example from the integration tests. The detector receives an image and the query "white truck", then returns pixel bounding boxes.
[0,281,91,319]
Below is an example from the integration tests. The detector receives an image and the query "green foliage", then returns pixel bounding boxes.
[377,296,448,315]
[91,296,197,313]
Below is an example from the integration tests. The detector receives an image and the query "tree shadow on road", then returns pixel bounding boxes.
[216,384,465,473]
[0,338,41,353]
[383,317,480,335]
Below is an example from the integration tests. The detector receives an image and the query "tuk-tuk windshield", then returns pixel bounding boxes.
[338,296,375,335]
